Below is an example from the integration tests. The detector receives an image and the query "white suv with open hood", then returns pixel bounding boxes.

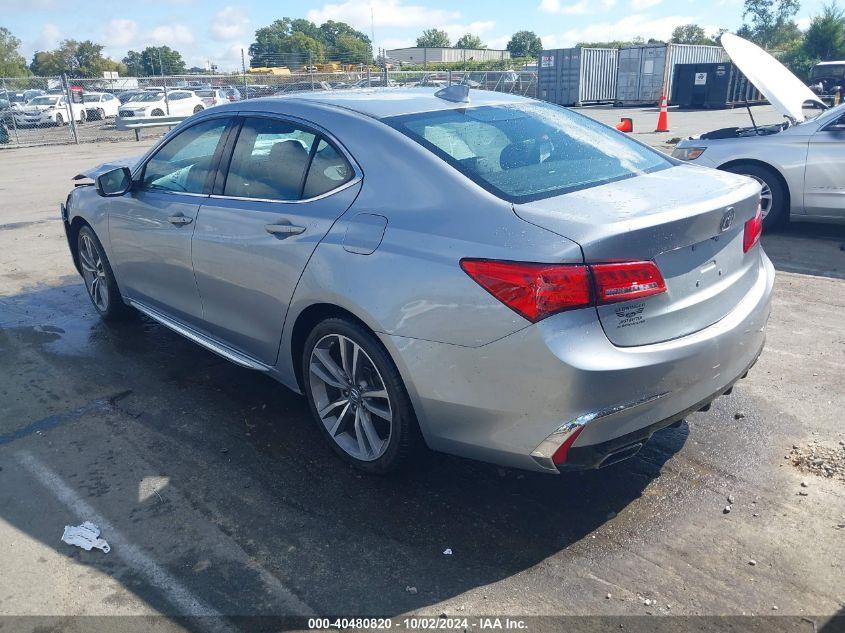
[674,34,844,229]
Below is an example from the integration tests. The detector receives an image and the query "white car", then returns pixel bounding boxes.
[83,92,121,120]
[13,95,86,127]
[194,88,229,108]
[118,90,205,119]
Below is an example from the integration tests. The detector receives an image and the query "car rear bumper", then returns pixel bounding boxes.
[384,250,774,473]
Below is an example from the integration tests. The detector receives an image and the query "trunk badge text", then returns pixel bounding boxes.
[720,207,735,232]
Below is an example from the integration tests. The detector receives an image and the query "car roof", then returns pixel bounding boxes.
[266,87,531,120]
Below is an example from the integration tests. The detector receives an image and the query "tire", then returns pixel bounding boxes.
[97,108,105,120]
[151,109,164,117]
[55,113,64,126]
[302,317,421,474]
[723,163,787,230]
[193,105,204,113]
[76,226,135,321]
[79,110,86,124]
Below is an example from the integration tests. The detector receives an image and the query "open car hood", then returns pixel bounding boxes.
[721,33,825,122]
[73,156,142,181]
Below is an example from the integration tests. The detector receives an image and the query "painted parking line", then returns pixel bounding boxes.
[16,450,235,632]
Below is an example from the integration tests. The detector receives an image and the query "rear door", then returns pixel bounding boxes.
[191,115,362,365]
[804,111,845,218]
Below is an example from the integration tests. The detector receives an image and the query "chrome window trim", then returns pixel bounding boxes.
[208,174,361,205]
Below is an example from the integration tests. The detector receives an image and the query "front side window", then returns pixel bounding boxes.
[224,117,317,201]
[142,118,229,194]
[386,102,672,202]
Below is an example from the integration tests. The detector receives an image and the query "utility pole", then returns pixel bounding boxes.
[241,48,249,98]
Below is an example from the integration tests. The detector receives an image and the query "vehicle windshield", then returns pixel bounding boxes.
[810,63,845,80]
[133,93,164,102]
[386,101,673,202]
[82,94,101,102]
[28,96,60,106]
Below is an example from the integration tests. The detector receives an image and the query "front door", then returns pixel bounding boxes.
[804,112,845,219]
[108,117,231,324]
[191,115,361,365]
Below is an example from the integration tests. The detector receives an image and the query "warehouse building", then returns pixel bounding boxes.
[386,47,511,65]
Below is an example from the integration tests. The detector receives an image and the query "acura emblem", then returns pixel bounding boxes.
[720,207,735,232]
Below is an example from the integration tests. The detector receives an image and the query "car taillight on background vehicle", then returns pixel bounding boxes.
[460,258,667,323]
[743,203,763,253]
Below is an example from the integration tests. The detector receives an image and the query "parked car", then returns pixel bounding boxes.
[674,34,845,229]
[63,86,773,475]
[118,90,205,119]
[83,92,121,120]
[116,90,146,104]
[195,88,229,108]
[14,95,86,126]
[218,86,242,102]
[274,81,332,94]
[808,60,845,105]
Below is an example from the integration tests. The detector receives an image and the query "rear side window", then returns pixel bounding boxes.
[224,117,317,201]
[223,117,354,201]
[386,102,672,202]
[302,139,354,198]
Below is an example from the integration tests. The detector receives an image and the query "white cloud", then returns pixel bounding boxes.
[630,0,662,10]
[34,23,61,51]
[307,0,460,30]
[540,0,616,15]
[442,20,496,43]
[796,16,812,30]
[547,14,696,47]
[149,24,195,46]
[103,19,139,48]
[210,6,250,41]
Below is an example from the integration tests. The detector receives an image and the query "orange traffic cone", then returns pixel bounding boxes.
[655,95,669,132]
[615,117,633,133]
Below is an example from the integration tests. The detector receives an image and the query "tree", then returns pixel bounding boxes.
[416,29,451,48]
[739,0,802,48]
[0,27,28,76]
[506,31,542,58]
[319,20,372,62]
[122,46,186,76]
[455,34,485,49]
[30,40,124,77]
[802,3,845,59]
[671,24,717,45]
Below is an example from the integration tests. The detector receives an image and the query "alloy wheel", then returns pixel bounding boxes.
[747,175,773,218]
[79,233,109,312]
[308,334,393,462]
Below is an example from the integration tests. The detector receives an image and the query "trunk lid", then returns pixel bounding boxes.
[514,164,762,346]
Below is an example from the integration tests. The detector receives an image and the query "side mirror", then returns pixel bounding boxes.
[96,166,132,197]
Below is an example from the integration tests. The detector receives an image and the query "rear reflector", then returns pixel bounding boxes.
[591,261,667,304]
[552,425,585,465]
[459,259,591,322]
[461,258,667,323]
[743,203,763,253]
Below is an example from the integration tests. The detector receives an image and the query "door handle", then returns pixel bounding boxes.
[265,223,305,237]
[168,215,193,226]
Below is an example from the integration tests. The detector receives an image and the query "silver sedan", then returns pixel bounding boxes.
[61,87,774,474]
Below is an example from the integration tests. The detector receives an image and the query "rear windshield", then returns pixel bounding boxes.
[386,102,672,202]
[811,63,845,79]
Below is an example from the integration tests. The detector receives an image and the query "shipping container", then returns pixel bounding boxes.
[671,62,766,109]
[538,47,618,106]
[615,43,728,106]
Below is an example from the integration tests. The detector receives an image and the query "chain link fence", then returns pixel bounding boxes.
[0,70,537,148]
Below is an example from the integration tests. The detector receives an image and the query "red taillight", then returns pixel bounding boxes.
[552,426,585,465]
[460,259,591,322]
[460,258,667,322]
[743,203,763,253]
[591,261,667,304]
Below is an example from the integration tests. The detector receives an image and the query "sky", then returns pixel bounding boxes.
[0,0,828,72]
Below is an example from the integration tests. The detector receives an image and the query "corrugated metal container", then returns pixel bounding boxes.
[538,47,618,106]
[615,43,728,105]
[671,62,766,108]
